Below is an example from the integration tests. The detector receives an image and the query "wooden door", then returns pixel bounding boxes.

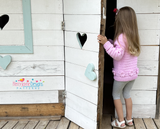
[63,0,105,129]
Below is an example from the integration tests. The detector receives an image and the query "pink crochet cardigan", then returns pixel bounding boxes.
[103,33,139,81]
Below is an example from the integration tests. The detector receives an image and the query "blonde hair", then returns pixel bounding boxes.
[113,6,141,56]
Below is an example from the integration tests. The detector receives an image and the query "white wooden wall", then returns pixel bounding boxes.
[117,0,160,118]
[0,0,64,104]
[64,0,101,129]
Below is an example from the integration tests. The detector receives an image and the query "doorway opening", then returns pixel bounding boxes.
[102,0,117,115]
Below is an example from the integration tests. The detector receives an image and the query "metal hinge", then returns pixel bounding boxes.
[61,21,65,30]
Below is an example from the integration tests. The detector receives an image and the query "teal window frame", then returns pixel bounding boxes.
[0,0,33,54]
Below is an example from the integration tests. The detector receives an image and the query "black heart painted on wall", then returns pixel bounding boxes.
[0,14,9,30]
[76,32,87,48]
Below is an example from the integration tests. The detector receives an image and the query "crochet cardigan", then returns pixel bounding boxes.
[103,33,139,81]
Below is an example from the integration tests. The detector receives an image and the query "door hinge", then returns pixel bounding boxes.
[61,21,65,30]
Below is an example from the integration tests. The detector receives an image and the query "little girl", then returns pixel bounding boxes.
[97,6,141,128]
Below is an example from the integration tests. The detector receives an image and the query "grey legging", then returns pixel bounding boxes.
[112,79,135,100]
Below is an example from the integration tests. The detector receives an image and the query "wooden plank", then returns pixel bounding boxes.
[57,117,70,129]
[153,118,160,129]
[31,0,62,14]
[35,120,50,129]
[3,120,18,129]
[0,91,59,104]
[138,60,158,75]
[0,31,24,45]
[65,47,98,70]
[133,118,146,129]
[68,122,79,129]
[64,15,101,33]
[24,120,39,129]
[66,62,98,87]
[65,106,97,129]
[0,61,64,76]
[33,30,63,45]
[0,76,64,91]
[46,121,59,129]
[0,103,64,117]
[121,91,156,104]
[66,92,97,121]
[64,0,100,14]
[66,77,98,104]
[0,121,8,128]
[2,14,24,30]
[32,14,63,30]
[0,116,61,120]
[139,30,159,45]
[0,0,22,13]
[102,114,112,129]
[13,120,29,129]
[133,76,157,90]
[115,104,156,118]
[117,0,160,13]
[137,14,160,30]
[143,118,157,129]
[138,46,159,61]
[65,31,99,52]
[0,46,64,61]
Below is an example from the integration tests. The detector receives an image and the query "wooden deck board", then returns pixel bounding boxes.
[0,115,159,129]
[153,118,160,128]
[143,118,157,129]
[13,120,29,129]
[68,122,79,129]
[2,120,18,129]
[34,120,50,129]
[133,118,146,129]
[24,120,39,129]
[0,120,8,128]
[56,117,70,129]
[46,121,60,129]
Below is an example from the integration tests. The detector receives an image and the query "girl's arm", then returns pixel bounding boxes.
[103,35,126,61]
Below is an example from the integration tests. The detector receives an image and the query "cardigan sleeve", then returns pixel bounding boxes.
[103,34,126,61]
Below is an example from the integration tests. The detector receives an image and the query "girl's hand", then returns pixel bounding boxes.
[97,35,108,45]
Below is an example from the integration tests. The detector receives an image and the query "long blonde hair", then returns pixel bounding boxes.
[114,6,141,56]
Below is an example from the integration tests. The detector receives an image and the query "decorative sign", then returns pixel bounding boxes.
[0,55,12,70]
[85,63,97,81]
[12,78,45,90]
[0,14,9,30]
[76,32,87,48]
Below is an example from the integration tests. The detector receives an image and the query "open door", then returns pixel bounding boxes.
[63,0,105,129]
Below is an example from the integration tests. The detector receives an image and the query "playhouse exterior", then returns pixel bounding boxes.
[0,0,159,129]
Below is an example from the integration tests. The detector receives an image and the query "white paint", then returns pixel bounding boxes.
[66,77,98,105]
[0,61,64,76]
[117,0,160,13]
[103,7,106,19]
[138,60,158,75]
[0,76,64,91]
[32,14,63,30]
[65,47,99,70]
[64,15,101,33]
[31,0,63,14]
[138,46,159,61]
[121,91,156,104]
[33,30,64,45]
[66,92,97,121]
[65,62,98,88]
[0,46,64,61]
[64,0,101,14]
[0,91,58,104]
[115,104,156,118]
[65,31,99,52]
[65,106,97,129]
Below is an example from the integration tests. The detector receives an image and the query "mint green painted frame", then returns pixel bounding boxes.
[0,0,33,53]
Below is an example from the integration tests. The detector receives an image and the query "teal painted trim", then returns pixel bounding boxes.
[0,0,33,54]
